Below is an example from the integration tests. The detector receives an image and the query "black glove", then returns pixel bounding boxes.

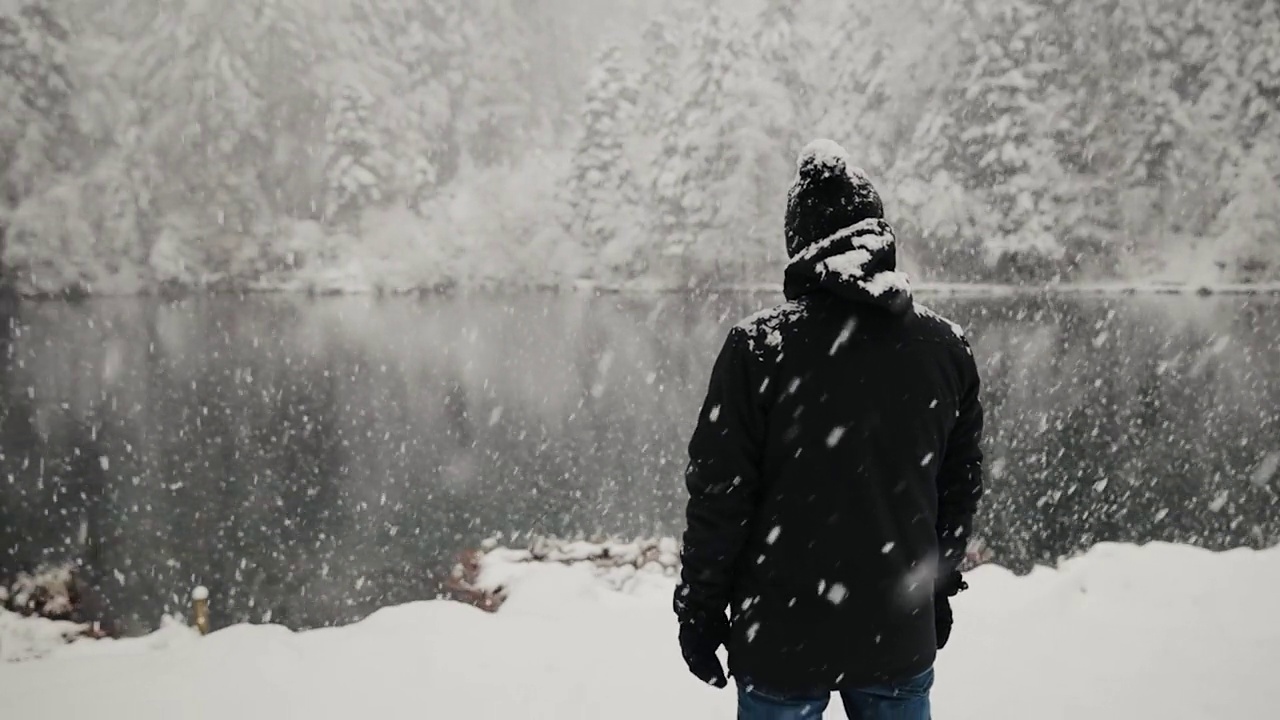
[935,570,968,650]
[678,610,729,688]
[935,594,954,649]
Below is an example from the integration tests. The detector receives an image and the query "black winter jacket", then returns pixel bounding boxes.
[675,218,984,694]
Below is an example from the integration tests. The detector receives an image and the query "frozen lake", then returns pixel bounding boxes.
[2,293,1278,633]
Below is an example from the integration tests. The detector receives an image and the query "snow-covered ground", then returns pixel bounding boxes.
[1,542,1278,719]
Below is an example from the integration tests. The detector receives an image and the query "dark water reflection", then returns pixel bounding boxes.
[1,293,1278,633]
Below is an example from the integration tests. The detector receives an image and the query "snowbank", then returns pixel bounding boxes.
[1,542,1278,719]
[0,610,92,663]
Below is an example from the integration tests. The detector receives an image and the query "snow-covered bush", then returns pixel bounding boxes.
[147,213,204,290]
[3,179,96,296]
[326,205,451,293]
[1214,153,1280,281]
[290,151,576,293]
[413,152,580,288]
[0,562,114,661]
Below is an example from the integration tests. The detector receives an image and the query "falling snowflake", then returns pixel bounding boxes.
[830,318,857,355]
[827,427,846,447]
[766,526,782,545]
[992,457,1008,479]
[1208,491,1229,513]
[1252,452,1280,487]
[825,582,849,605]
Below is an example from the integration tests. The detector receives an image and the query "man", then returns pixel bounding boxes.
[674,139,984,719]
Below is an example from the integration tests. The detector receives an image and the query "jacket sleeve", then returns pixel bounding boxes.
[675,327,766,622]
[937,342,984,590]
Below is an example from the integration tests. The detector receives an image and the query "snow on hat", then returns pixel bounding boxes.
[785,139,885,258]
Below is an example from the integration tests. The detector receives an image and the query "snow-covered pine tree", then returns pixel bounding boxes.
[649,4,741,280]
[397,0,464,206]
[751,0,815,150]
[1077,0,1244,275]
[324,86,385,227]
[1216,151,1280,280]
[1117,0,1253,232]
[713,0,818,276]
[1003,0,1187,276]
[1210,0,1280,280]
[648,2,802,284]
[896,0,1070,282]
[0,0,84,293]
[820,0,966,184]
[1,9,24,283]
[252,0,331,224]
[629,12,688,246]
[634,13,685,155]
[1013,1,1122,276]
[819,1,892,175]
[0,1,75,206]
[349,0,466,206]
[507,0,592,145]
[125,0,271,246]
[457,0,536,167]
[565,43,644,279]
[1236,0,1280,141]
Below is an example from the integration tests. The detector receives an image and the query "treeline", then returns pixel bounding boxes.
[574,0,1280,285]
[1,0,1278,296]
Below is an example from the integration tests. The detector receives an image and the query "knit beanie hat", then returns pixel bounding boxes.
[784,139,885,258]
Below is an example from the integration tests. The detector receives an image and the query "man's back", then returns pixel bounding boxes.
[674,141,984,707]
[717,294,979,691]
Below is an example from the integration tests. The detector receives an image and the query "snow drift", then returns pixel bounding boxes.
[1,541,1278,719]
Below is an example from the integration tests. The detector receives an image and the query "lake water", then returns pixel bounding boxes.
[2,293,1278,634]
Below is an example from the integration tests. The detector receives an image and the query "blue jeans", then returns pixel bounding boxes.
[738,668,933,720]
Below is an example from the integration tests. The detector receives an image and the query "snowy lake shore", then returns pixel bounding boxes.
[4,292,1279,637]
[7,276,1280,301]
[1,541,1277,719]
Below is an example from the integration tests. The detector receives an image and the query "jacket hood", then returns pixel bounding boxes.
[782,218,913,315]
